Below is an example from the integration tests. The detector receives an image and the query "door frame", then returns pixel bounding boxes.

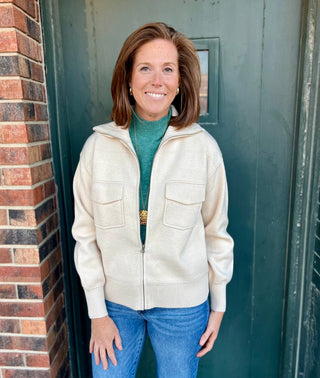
[281,0,320,376]
[40,0,319,376]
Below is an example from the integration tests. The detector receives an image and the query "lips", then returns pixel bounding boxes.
[145,92,166,98]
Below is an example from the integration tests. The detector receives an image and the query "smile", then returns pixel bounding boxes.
[145,92,166,98]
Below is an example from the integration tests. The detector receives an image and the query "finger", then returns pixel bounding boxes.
[114,333,123,351]
[94,346,101,366]
[197,334,217,357]
[89,338,94,354]
[100,348,108,370]
[199,329,212,346]
[106,344,118,367]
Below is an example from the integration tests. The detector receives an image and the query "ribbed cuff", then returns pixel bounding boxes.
[210,283,226,312]
[84,286,108,318]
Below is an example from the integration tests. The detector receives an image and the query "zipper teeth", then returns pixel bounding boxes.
[117,130,203,310]
[119,139,145,309]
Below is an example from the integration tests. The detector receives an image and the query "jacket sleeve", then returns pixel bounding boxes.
[201,156,234,312]
[72,147,108,319]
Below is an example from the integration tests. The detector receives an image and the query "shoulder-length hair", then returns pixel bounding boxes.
[111,22,201,128]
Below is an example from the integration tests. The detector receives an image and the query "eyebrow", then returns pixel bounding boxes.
[136,62,177,67]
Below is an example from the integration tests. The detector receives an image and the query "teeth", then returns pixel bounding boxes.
[146,92,165,98]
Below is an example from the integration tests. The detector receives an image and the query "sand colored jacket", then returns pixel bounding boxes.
[72,119,234,319]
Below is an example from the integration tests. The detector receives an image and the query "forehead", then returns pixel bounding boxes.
[134,39,178,63]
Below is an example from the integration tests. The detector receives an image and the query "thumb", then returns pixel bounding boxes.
[199,328,211,346]
[114,332,123,351]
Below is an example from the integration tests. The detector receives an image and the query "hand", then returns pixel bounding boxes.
[89,316,123,370]
[197,310,224,357]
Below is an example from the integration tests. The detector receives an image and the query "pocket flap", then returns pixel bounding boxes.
[92,182,123,204]
[165,182,205,204]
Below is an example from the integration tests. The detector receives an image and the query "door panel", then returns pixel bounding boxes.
[44,0,302,376]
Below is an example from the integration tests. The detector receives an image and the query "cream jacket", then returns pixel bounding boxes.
[72,119,234,319]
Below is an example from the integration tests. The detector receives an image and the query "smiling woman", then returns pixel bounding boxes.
[129,39,180,121]
[72,22,234,377]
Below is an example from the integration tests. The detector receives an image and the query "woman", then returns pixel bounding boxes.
[72,22,234,377]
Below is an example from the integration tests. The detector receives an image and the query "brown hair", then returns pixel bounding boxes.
[111,22,201,128]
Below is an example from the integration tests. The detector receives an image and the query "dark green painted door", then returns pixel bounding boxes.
[41,0,303,376]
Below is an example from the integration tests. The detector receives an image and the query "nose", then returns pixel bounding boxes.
[152,70,162,87]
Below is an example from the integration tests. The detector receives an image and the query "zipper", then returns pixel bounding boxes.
[109,130,203,310]
[118,139,145,309]
[141,243,145,309]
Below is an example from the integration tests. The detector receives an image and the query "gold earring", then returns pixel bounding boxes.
[176,87,180,95]
[129,87,132,95]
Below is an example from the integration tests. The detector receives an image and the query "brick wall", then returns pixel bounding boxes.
[0,0,69,377]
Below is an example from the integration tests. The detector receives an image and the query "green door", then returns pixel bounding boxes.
[41,0,303,376]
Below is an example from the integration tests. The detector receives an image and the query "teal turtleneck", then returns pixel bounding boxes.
[129,109,171,244]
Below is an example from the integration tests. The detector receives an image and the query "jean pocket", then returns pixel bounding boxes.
[163,182,206,230]
[91,181,125,229]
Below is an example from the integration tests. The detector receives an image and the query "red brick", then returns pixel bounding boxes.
[25,13,40,42]
[2,369,50,378]
[39,241,61,275]
[18,283,43,299]
[0,79,23,99]
[0,79,44,101]
[0,146,29,165]
[27,123,49,142]
[21,319,46,335]
[0,302,44,317]
[31,162,53,184]
[0,209,7,225]
[16,32,41,61]
[0,248,12,263]
[0,302,44,318]
[0,5,39,42]
[0,5,14,28]
[0,319,20,333]
[37,213,58,243]
[0,124,28,143]
[30,61,43,82]
[0,284,16,299]
[13,0,36,18]
[0,352,24,366]
[26,353,50,368]
[48,324,67,365]
[43,276,63,314]
[34,103,48,120]
[45,294,63,332]
[0,102,35,122]
[34,0,39,22]
[0,124,49,143]
[0,266,41,282]
[9,209,36,227]
[14,248,39,264]
[0,30,17,52]
[3,163,52,185]
[3,167,32,185]
[0,102,48,122]
[42,262,61,297]
[0,186,44,206]
[0,228,39,245]
[21,80,44,101]
[43,179,56,199]
[0,334,47,351]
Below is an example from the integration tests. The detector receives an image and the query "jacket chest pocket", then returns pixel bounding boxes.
[91,182,125,229]
[163,182,206,230]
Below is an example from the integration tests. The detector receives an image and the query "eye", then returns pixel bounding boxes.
[164,67,173,73]
[140,66,149,72]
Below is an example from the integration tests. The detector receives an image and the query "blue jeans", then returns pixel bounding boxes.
[91,299,209,378]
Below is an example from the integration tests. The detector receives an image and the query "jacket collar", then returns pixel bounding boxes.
[93,106,203,147]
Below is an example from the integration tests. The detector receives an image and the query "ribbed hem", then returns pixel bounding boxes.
[104,274,209,311]
[85,286,108,318]
[209,283,226,312]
